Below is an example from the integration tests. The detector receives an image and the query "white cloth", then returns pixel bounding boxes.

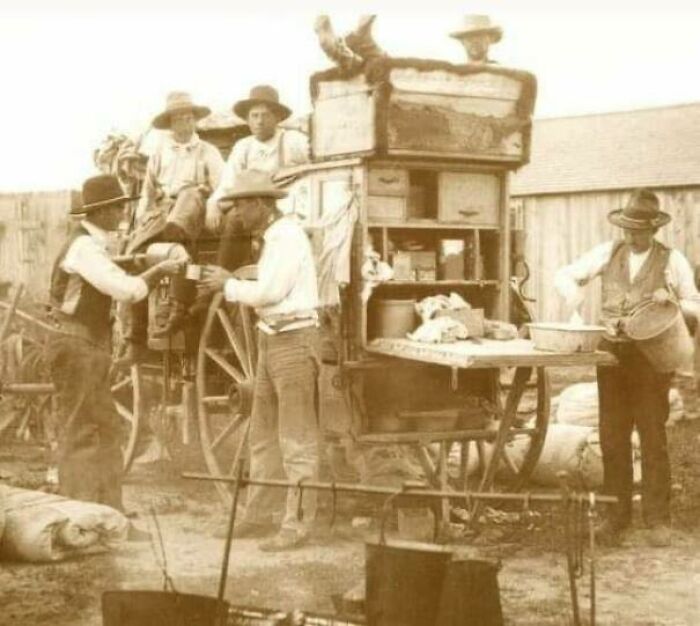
[61,220,148,303]
[555,240,700,318]
[208,129,309,210]
[137,132,223,218]
[224,216,318,327]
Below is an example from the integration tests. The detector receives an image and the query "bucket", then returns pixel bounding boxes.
[435,558,504,626]
[365,540,452,626]
[102,591,229,626]
[369,299,417,339]
[624,301,694,372]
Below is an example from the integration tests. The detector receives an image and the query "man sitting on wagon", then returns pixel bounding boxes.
[449,14,502,65]
[199,170,320,552]
[205,85,309,270]
[122,92,224,360]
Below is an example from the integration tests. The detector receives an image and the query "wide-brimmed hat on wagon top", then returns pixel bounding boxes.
[218,170,288,202]
[152,91,211,130]
[233,85,292,122]
[449,15,503,42]
[73,175,133,215]
[608,188,671,230]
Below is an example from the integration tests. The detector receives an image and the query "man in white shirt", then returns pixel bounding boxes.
[123,92,224,354]
[449,15,502,64]
[48,175,181,529]
[555,189,700,547]
[204,85,309,272]
[200,170,320,552]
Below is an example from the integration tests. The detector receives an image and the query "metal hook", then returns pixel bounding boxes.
[296,478,306,522]
[329,481,338,529]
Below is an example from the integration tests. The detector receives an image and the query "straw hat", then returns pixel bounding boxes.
[608,189,671,230]
[152,92,211,130]
[73,175,134,215]
[218,170,288,201]
[449,15,502,42]
[233,85,292,122]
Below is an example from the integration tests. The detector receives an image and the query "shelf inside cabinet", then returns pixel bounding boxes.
[368,221,499,230]
[377,280,500,287]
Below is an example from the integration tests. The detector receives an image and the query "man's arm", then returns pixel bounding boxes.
[282,130,310,167]
[206,144,244,230]
[667,250,700,319]
[554,241,613,311]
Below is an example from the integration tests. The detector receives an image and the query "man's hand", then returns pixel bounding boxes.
[156,259,185,276]
[198,265,234,296]
[205,203,223,232]
[652,288,672,305]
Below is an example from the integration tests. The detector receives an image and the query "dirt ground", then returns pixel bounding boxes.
[1,368,700,626]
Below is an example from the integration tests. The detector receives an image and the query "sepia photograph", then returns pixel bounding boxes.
[0,1,699,624]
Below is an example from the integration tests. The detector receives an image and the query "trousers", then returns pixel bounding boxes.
[243,326,321,534]
[597,340,672,527]
[46,335,124,510]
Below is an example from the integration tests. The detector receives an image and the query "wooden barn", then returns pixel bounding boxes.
[511,102,700,323]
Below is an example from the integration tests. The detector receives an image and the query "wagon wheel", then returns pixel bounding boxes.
[498,366,551,490]
[196,286,257,505]
[111,364,143,473]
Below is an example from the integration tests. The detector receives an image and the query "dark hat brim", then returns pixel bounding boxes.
[233,98,292,122]
[72,193,138,215]
[152,105,211,130]
[607,209,671,230]
[449,26,502,43]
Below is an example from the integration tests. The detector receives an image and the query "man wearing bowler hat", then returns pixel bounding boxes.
[200,170,320,552]
[205,85,308,270]
[122,92,224,356]
[555,189,700,547]
[449,15,502,64]
[47,175,182,529]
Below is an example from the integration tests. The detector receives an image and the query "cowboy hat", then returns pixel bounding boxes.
[218,170,288,202]
[608,189,671,230]
[72,175,135,215]
[449,15,503,42]
[233,85,292,122]
[152,92,211,130]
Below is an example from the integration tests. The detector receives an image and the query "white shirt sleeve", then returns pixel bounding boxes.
[207,141,246,211]
[224,227,303,308]
[667,249,700,318]
[204,143,225,192]
[554,241,613,309]
[63,235,148,303]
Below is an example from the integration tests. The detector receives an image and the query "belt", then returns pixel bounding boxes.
[48,313,107,347]
[258,311,319,335]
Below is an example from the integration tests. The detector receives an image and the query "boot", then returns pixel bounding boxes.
[151,300,188,338]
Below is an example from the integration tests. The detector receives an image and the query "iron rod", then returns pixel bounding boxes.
[182,472,617,504]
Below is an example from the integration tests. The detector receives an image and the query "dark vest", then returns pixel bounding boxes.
[601,239,670,329]
[49,225,112,344]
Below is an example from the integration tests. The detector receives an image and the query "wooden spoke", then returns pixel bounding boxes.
[210,414,245,452]
[202,395,230,405]
[205,348,246,384]
[240,306,256,375]
[216,308,250,377]
[110,377,131,394]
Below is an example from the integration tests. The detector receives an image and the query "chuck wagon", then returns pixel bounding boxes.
[114,58,614,514]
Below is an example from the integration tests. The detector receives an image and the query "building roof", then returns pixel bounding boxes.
[511,102,700,196]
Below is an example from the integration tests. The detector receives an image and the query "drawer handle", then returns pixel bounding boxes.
[377,176,399,185]
[458,210,480,218]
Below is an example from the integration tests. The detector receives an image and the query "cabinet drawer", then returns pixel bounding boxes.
[368,168,408,197]
[367,195,406,221]
[438,172,500,225]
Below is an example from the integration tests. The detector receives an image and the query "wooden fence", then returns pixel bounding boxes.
[515,187,700,323]
[0,191,77,302]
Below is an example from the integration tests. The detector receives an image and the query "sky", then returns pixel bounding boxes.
[1,0,699,192]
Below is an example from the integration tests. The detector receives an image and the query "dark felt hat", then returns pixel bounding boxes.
[233,85,292,122]
[73,175,133,215]
[608,188,671,230]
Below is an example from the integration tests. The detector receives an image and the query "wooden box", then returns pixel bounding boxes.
[310,60,536,164]
[438,172,500,225]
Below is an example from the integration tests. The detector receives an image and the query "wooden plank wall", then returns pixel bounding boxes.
[514,187,700,323]
[0,191,75,302]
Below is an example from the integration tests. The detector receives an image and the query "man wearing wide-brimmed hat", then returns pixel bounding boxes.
[199,170,320,552]
[206,84,308,236]
[556,188,700,548]
[449,14,502,64]
[47,175,182,532]
[122,91,224,356]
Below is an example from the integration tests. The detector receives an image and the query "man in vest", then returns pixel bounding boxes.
[555,189,700,547]
[199,170,320,552]
[48,175,182,529]
[205,85,308,269]
[122,92,224,358]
